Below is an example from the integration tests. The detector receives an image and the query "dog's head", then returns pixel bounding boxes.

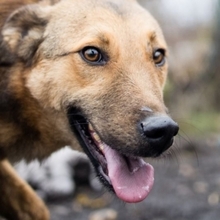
[2,0,178,203]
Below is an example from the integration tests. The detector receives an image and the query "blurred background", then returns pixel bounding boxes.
[145,0,220,136]
[15,0,220,219]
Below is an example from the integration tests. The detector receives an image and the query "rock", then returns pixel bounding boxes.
[89,209,118,220]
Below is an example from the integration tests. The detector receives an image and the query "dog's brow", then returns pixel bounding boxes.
[98,34,110,45]
[55,34,111,58]
[78,33,111,47]
[148,31,167,52]
[150,32,157,42]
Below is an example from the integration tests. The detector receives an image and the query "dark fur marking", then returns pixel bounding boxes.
[0,37,16,65]
[0,66,41,151]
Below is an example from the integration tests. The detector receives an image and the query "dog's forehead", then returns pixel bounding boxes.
[43,0,166,56]
[100,0,141,17]
[51,0,160,31]
[103,0,127,15]
[57,0,137,14]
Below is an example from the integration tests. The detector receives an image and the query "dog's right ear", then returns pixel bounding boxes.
[1,4,51,62]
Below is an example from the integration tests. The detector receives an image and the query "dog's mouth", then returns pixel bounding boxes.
[67,108,154,203]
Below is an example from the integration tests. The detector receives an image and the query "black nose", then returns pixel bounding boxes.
[140,116,179,156]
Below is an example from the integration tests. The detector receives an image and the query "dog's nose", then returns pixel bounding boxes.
[140,116,179,156]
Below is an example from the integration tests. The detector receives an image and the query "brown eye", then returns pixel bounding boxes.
[153,49,166,66]
[81,47,105,65]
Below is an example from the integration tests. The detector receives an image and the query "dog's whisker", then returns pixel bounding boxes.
[176,131,199,166]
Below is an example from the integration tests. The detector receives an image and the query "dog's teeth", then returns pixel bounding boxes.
[92,132,101,143]
[88,123,104,151]
[99,143,104,150]
[88,123,94,132]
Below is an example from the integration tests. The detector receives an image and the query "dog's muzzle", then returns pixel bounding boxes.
[67,107,178,204]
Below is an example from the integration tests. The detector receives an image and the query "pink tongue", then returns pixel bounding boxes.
[103,144,154,203]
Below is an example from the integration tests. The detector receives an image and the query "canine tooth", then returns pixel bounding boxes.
[88,123,104,150]
[88,123,94,131]
[99,143,104,151]
[93,132,101,142]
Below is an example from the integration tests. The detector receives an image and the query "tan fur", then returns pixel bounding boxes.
[0,159,49,220]
[0,0,170,219]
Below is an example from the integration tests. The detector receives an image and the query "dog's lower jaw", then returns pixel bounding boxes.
[67,108,155,203]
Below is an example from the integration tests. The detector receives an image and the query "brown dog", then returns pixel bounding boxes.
[0,0,179,219]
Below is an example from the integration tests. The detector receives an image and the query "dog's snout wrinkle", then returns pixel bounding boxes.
[141,107,153,113]
[140,116,179,155]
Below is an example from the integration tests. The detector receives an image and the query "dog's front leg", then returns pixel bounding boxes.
[0,159,49,220]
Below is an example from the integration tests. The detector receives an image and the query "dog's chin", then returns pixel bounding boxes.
[67,107,154,203]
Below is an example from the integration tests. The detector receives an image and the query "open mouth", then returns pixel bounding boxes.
[67,107,154,203]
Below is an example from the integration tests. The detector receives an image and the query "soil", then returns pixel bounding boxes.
[47,136,220,220]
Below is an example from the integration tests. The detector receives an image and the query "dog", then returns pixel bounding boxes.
[0,0,179,219]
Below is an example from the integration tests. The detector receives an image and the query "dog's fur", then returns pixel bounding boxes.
[0,0,177,219]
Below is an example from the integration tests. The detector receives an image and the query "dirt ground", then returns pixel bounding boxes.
[46,135,220,220]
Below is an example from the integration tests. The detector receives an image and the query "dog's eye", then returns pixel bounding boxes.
[80,47,104,65]
[153,49,166,67]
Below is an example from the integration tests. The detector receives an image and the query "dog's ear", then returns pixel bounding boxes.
[1,4,51,62]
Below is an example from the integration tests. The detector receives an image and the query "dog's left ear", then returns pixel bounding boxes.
[1,4,51,62]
